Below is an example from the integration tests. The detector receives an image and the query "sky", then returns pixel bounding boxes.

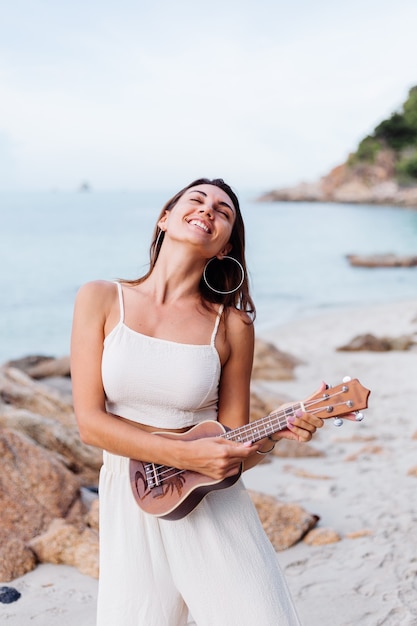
[1,0,417,193]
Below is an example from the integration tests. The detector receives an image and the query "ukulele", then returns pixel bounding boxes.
[129,377,370,520]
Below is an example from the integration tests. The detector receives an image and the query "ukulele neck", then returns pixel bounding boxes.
[222,402,303,444]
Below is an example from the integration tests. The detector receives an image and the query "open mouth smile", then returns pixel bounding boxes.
[187,219,212,234]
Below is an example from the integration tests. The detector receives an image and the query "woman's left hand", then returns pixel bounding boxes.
[276,408,324,443]
[271,381,328,443]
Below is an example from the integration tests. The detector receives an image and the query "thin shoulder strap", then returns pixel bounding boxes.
[114,281,125,322]
[210,304,224,346]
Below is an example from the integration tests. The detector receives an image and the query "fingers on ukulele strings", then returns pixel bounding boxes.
[286,407,305,427]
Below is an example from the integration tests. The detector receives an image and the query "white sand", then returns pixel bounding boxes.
[3,299,417,625]
[244,298,417,625]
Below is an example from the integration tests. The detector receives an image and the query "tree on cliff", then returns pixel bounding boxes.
[350,85,417,181]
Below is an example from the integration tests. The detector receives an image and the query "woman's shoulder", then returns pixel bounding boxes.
[76,279,117,297]
[75,280,118,313]
[223,306,254,339]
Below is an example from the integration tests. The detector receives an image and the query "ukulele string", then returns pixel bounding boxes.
[146,391,352,485]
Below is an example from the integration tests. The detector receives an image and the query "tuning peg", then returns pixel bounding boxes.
[342,376,352,383]
[333,418,344,427]
[354,411,364,422]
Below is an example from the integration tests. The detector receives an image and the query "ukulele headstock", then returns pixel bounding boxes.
[304,376,370,426]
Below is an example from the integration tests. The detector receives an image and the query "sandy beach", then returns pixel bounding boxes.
[2,298,417,626]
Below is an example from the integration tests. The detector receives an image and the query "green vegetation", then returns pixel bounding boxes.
[396,153,417,181]
[349,86,417,182]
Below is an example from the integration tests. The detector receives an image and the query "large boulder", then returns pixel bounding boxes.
[249,491,319,550]
[0,366,102,483]
[252,339,303,380]
[0,406,101,483]
[0,428,82,581]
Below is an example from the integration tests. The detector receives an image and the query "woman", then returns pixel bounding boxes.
[71,178,324,626]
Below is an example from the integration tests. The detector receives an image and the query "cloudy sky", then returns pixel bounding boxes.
[1,0,417,192]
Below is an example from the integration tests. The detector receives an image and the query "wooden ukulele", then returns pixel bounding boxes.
[129,377,370,520]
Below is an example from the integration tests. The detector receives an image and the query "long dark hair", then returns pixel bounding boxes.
[126,178,255,319]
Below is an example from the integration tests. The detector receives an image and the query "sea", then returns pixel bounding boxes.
[1,189,417,364]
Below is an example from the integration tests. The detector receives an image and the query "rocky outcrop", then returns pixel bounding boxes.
[261,86,417,207]
[260,149,417,208]
[0,363,102,581]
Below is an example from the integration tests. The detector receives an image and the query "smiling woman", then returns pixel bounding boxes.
[70,177,324,626]
[129,178,254,313]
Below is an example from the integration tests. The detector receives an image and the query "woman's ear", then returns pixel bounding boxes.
[158,211,169,231]
[216,243,232,259]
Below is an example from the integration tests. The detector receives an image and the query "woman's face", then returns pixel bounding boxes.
[159,184,236,258]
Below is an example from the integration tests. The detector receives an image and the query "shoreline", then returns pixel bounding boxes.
[2,298,417,625]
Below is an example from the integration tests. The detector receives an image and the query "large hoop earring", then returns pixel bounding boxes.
[203,256,245,295]
[152,229,164,260]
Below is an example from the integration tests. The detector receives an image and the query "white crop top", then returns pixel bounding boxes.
[101,282,223,429]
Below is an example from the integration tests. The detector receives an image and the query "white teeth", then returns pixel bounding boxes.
[189,219,210,233]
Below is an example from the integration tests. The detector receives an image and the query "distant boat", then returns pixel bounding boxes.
[78,181,92,192]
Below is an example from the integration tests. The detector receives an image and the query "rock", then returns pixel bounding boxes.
[0,428,82,582]
[5,355,71,379]
[0,365,102,484]
[252,338,303,380]
[41,376,73,402]
[259,181,324,203]
[0,405,102,483]
[0,366,74,426]
[337,333,415,352]
[346,529,373,539]
[258,148,417,208]
[85,498,99,532]
[0,586,22,604]
[249,491,318,551]
[346,254,417,268]
[29,518,99,579]
[0,428,81,522]
[303,527,341,546]
[0,535,37,582]
[407,466,417,477]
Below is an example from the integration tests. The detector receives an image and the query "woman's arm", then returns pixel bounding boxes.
[216,309,324,471]
[71,281,170,461]
[216,309,271,464]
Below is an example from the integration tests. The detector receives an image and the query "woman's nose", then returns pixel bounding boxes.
[199,205,213,217]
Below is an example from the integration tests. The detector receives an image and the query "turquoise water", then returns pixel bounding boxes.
[1,190,417,363]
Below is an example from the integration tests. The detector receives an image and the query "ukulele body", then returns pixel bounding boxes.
[129,420,242,521]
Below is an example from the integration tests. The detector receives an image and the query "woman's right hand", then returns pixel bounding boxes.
[175,437,258,480]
